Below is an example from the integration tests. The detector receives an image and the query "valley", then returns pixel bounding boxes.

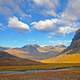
[0,29,80,80]
[0,0,80,79]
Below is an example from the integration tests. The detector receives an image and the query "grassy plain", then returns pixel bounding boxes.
[0,63,80,71]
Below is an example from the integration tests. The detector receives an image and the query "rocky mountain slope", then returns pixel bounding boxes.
[63,29,80,53]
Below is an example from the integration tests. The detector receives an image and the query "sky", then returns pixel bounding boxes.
[0,0,80,48]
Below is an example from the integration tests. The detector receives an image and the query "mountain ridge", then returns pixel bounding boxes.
[62,29,80,54]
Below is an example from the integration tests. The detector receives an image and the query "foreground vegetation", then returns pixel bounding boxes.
[0,63,80,71]
[0,70,80,80]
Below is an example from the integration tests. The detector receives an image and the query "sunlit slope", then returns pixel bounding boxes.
[0,51,42,66]
[41,53,80,63]
[5,49,31,59]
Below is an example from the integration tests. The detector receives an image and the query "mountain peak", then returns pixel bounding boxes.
[63,29,80,53]
[22,44,40,49]
[72,29,80,41]
[70,29,80,49]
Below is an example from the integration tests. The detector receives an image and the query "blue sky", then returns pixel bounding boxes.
[0,0,80,48]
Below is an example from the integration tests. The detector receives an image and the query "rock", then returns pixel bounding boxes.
[70,29,80,49]
[62,29,80,53]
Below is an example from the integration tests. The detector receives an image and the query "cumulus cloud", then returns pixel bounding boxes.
[31,16,79,35]
[57,0,80,35]
[33,0,58,6]
[0,0,30,18]
[62,0,80,21]
[0,0,79,36]
[8,16,30,31]
[33,0,48,5]
[31,19,58,31]
[32,0,80,35]
[33,0,59,17]
[58,26,78,35]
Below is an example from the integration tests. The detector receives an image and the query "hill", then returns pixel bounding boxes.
[41,53,80,63]
[0,51,42,66]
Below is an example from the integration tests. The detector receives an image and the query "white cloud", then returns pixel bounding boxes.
[45,10,57,17]
[8,16,30,31]
[33,0,48,5]
[56,0,80,35]
[31,16,79,35]
[46,0,80,35]
[58,26,78,35]
[31,19,58,31]
[33,0,58,6]
[62,0,80,21]
[0,0,30,18]
[33,0,59,17]
[1,0,79,36]
[53,40,71,46]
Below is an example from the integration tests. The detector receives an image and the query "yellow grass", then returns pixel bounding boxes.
[41,53,80,63]
[0,63,80,71]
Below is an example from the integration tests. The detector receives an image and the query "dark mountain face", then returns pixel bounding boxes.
[70,29,80,49]
[63,29,80,53]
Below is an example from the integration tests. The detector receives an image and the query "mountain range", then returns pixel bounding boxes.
[0,44,65,65]
[5,44,65,61]
[0,29,80,64]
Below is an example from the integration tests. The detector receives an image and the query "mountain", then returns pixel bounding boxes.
[20,44,40,54]
[13,44,65,60]
[20,44,66,53]
[0,51,42,66]
[41,29,80,63]
[63,29,80,53]
[5,44,65,61]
